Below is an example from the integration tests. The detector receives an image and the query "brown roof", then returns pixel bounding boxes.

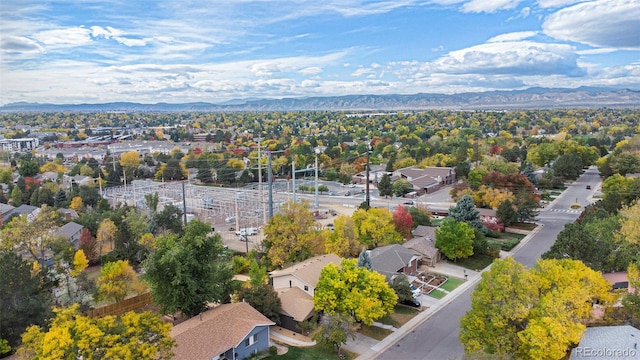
[277,287,315,321]
[412,225,436,240]
[270,254,342,287]
[171,302,275,360]
[404,237,439,259]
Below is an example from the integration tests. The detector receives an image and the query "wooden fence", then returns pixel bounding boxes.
[85,292,153,318]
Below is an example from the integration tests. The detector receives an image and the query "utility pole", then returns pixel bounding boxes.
[257,137,266,224]
[314,153,319,208]
[267,150,273,219]
[182,181,187,225]
[365,141,371,208]
[292,161,296,203]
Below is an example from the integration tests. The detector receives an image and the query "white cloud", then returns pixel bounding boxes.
[488,31,538,43]
[507,6,530,21]
[299,67,323,75]
[428,40,582,76]
[543,0,640,50]
[462,0,521,13]
[32,27,92,46]
[535,0,585,8]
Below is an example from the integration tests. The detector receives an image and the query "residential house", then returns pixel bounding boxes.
[59,208,79,221]
[270,254,341,332]
[393,166,456,195]
[171,302,275,360]
[55,222,84,249]
[0,203,15,225]
[3,204,40,223]
[369,244,420,281]
[570,325,640,359]
[63,174,91,189]
[404,225,441,267]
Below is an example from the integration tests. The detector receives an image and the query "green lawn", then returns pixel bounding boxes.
[377,306,420,328]
[500,232,526,241]
[455,254,495,271]
[262,345,356,360]
[427,289,447,299]
[439,277,464,292]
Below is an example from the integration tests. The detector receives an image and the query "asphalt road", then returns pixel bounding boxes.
[375,167,602,360]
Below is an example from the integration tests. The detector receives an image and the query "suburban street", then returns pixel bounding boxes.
[375,166,602,360]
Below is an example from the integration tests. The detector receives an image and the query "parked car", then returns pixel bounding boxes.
[586,185,591,189]
[410,284,422,298]
[236,227,258,236]
[400,298,421,308]
[404,200,415,205]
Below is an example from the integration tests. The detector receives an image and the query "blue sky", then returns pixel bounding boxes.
[1,0,638,105]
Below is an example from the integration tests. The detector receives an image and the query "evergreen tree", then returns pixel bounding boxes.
[357,248,372,270]
[106,169,122,187]
[521,162,537,187]
[496,199,518,227]
[196,161,213,183]
[449,195,484,232]
[378,173,392,198]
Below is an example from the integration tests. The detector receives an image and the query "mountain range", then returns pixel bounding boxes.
[1,87,638,113]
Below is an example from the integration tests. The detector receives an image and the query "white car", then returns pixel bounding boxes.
[236,227,258,237]
[410,284,422,298]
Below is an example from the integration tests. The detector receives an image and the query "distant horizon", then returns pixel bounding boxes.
[2,1,638,106]
[1,85,635,107]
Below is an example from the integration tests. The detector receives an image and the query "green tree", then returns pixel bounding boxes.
[542,222,614,272]
[143,220,234,317]
[54,189,67,208]
[496,199,518,227]
[18,158,39,177]
[248,259,268,287]
[435,218,475,261]
[407,206,431,227]
[460,258,614,360]
[152,204,184,235]
[552,153,583,180]
[390,275,414,303]
[10,186,23,207]
[314,259,397,325]
[378,174,392,198]
[0,251,52,350]
[311,313,357,357]
[236,284,281,323]
[18,304,174,360]
[392,178,413,197]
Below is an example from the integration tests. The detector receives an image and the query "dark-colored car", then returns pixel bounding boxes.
[400,298,421,308]
[586,185,591,190]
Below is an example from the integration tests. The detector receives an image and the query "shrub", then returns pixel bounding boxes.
[269,345,278,356]
[232,256,251,274]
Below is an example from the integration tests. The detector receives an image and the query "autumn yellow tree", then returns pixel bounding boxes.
[119,150,141,174]
[263,201,318,268]
[18,304,174,360]
[96,260,145,303]
[616,200,640,245]
[70,250,88,278]
[314,259,397,326]
[460,258,614,359]
[352,207,402,249]
[325,215,361,258]
[69,196,83,213]
[96,218,117,256]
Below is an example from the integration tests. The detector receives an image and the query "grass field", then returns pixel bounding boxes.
[455,254,495,271]
[262,345,356,360]
[427,289,447,299]
[440,277,464,292]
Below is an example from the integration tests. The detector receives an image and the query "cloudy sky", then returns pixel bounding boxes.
[1,0,638,105]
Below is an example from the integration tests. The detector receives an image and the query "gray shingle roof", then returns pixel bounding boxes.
[571,325,640,359]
